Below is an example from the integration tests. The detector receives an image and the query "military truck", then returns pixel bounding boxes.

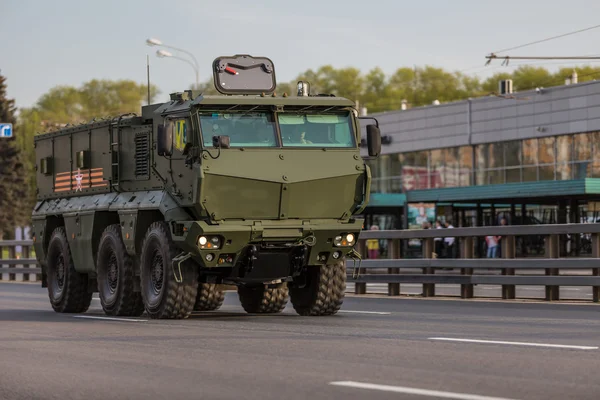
[31,55,381,319]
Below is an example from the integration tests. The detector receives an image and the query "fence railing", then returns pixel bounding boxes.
[0,240,40,282]
[4,224,600,303]
[346,223,600,302]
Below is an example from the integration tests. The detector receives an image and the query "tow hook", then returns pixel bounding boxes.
[347,248,363,279]
[171,252,192,283]
[290,245,308,276]
[240,245,258,277]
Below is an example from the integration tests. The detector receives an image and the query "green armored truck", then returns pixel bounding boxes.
[31,55,381,319]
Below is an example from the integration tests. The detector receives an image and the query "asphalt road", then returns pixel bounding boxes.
[1,282,599,400]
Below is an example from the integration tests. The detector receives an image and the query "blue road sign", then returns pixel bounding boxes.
[0,123,13,138]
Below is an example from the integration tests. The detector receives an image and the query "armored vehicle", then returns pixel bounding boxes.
[31,55,381,319]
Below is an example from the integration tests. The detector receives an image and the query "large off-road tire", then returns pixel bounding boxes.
[45,227,93,313]
[193,283,225,311]
[237,284,288,314]
[140,221,198,319]
[96,224,144,316]
[289,261,346,316]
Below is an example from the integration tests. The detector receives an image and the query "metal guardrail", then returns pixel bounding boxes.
[0,240,40,282]
[347,223,600,302]
[4,224,600,303]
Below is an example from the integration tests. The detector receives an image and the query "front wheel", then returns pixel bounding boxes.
[289,261,346,316]
[139,221,198,319]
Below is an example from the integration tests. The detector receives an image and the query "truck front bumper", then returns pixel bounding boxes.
[170,219,364,269]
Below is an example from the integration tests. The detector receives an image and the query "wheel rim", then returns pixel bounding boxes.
[52,253,65,298]
[150,249,164,295]
[107,253,118,294]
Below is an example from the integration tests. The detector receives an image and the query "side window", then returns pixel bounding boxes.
[174,118,188,152]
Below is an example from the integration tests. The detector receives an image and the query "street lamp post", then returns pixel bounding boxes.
[146,37,200,88]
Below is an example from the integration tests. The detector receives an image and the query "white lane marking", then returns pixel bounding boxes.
[338,310,391,315]
[329,381,519,400]
[429,337,598,350]
[73,315,147,322]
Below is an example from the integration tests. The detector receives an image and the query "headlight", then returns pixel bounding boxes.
[334,233,356,247]
[197,235,223,250]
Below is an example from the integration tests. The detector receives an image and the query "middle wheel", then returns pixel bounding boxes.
[96,224,144,316]
[237,283,288,314]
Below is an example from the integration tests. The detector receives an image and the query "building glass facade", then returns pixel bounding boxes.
[368,131,600,193]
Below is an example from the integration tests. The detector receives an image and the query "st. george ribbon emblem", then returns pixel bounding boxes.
[75,168,83,192]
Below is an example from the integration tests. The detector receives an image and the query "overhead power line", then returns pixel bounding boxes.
[489,23,600,55]
[486,55,600,66]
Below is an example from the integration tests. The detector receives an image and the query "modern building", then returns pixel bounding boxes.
[359,78,600,256]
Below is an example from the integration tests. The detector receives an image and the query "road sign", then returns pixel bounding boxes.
[0,123,13,138]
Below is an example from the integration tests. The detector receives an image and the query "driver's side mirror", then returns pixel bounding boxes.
[213,135,231,149]
[157,121,173,156]
[366,125,381,157]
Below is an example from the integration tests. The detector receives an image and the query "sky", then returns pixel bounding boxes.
[1,0,600,110]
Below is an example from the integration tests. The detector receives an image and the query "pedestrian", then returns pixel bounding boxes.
[434,220,444,258]
[444,220,455,258]
[497,217,507,257]
[366,225,380,259]
[485,235,500,258]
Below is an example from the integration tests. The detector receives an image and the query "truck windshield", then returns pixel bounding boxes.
[199,112,278,147]
[278,112,355,148]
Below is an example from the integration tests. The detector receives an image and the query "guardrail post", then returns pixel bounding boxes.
[501,235,516,299]
[592,233,600,303]
[545,234,560,301]
[0,243,5,281]
[8,245,17,281]
[422,238,435,297]
[354,239,367,295]
[460,237,474,299]
[23,245,35,282]
[388,239,400,296]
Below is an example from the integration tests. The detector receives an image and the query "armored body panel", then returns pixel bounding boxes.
[34,116,162,200]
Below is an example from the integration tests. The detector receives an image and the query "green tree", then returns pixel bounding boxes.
[15,107,41,203]
[553,66,600,85]
[360,67,395,113]
[0,73,29,239]
[387,67,417,109]
[511,66,553,91]
[35,79,160,127]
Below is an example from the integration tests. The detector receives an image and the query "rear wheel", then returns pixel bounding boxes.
[289,261,346,316]
[238,284,288,313]
[140,221,198,319]
[45,227,92,313]
[194,283,225,311]
[96,224,144,316]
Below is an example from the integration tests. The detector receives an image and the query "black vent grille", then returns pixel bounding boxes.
[135,133,150,177]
